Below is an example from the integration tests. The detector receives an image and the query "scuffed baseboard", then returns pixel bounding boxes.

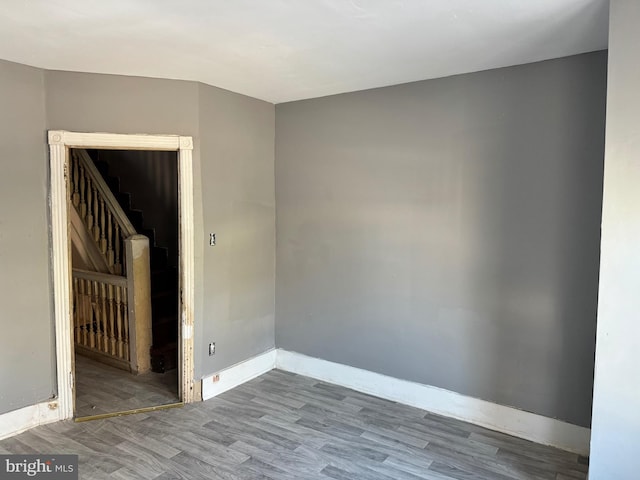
[1,347,590,456]
[201,349,277,400]
[276,349,591,455]
[0,401,61,441]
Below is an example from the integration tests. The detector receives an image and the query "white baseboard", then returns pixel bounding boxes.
[201,349,277,401]
[0,348,591,456]
[0,401,61,441]
[276,349,591,455]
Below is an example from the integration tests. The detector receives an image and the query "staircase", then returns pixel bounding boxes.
[92,156,179,373]
[69,149,152,374]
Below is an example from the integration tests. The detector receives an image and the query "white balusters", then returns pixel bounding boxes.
[116,285,124,359]
[79,164,87,219]
[114,223,122,275]
[106,210,114,268]
[79,279,88,347]
[72,155,80,208]
[71,270,131,370]
[123,289,130,362]
[92,187,100,242]
[108,284,116,356]
[73,277,80,344]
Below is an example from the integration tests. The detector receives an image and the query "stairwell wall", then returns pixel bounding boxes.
[95,150,179,269]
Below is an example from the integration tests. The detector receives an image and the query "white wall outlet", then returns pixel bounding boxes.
[208,342,216,355]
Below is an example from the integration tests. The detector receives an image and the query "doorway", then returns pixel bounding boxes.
[71,148,180,418]
[48,131,196,422]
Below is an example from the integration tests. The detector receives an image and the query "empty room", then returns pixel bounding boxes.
[0,0,638,479]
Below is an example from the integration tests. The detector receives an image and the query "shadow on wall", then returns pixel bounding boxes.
[274,51,607,429]
[96,150,179,268]
[452,55,605,427]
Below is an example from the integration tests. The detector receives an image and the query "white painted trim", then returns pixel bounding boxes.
[2,344,590,455]
[48,135,74,420]
[48,131,196,417]
[202,349,277,401]
[177,140,196,403]
[49,131,184,150]
[0,402,61,441]
[276,349,591,455]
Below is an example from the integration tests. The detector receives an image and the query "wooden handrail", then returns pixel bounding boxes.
[72,268,127,287]
[75,149,136,237]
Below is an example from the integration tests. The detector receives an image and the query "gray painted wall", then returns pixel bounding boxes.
[0,60,53,414]
[590,1,640,477]
[275,52,607,427]
[45,72,275,386]
[43,71,209,380]
[198,83,276,374]
[44,71,276,381]
[0,65,275,415]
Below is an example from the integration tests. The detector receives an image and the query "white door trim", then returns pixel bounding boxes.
[48,130,196,420]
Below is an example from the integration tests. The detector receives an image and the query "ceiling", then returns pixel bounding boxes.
[0,0,609,103]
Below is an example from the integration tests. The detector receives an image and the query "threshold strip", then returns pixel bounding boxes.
[74,402,184,422]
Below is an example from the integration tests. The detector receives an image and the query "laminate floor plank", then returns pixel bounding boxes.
[74,354,179,418]
[382,456,437,479]
[0,369,587,480]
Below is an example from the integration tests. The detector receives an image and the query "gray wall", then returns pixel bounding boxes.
[43,71,209,379]
[0,65,275,415]
[44,71,276,381]
[590,1,640,477]
[0,60,53,414]
[97,150,179,268]
[198,83,276,373]
[0,67,278,417]
[275,52,607,427]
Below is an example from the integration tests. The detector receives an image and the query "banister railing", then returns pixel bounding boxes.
[71,236,152,374]
[72,269,130,370]
[70,149,152,374]
[70,149,136,275]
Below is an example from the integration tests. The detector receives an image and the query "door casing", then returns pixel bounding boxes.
[48,131,196,419]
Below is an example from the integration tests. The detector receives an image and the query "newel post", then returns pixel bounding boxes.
[125,234,152,374]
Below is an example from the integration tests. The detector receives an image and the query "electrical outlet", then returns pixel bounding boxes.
[209,233,216,246]
[208,342,216,356]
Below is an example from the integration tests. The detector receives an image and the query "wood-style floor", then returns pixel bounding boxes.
[0,369,588,480]
[75,354,179,418]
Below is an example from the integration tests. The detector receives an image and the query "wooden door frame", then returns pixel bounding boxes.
[48,131,196,419]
